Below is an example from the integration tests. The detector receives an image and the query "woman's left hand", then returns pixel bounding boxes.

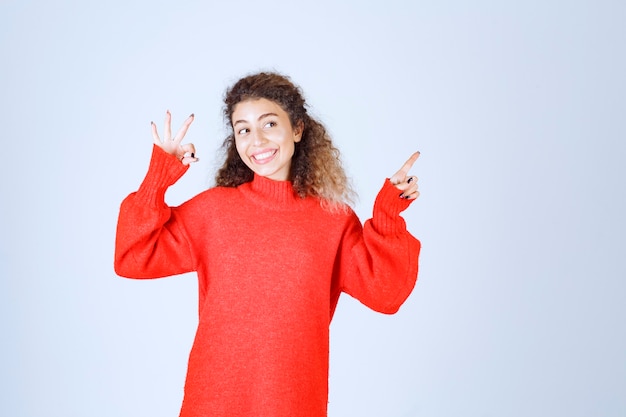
[390,151,420,200]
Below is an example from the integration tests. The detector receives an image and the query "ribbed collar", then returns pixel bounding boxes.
[239,174,313,211]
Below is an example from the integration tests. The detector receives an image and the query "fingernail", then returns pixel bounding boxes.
[404,195,411,199]
[407,177,414,183]
[399,193,405,199]
[189,113,194,118]
[150,121,154,125]
[191,152,195,158]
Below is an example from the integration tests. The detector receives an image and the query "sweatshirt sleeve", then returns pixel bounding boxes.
[337,179,421,314]
[114,145,196,279]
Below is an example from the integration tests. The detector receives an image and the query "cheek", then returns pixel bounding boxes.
[234,139,247,158]
[283,138,296,157]
[285,142,295,158]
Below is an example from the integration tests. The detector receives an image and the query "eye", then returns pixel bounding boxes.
[237,127,250,135]
[264,121,276,128]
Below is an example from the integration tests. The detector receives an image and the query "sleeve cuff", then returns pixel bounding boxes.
[370,179,414,234]
[136,144,189,206]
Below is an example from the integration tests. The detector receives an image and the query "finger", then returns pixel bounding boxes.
[165,110,172,141]
[179,143,199,166]
[178,143,198,164]
[405,190,420,200]
[397,178,419,198]
[395,176,419,191]
[151,121,161,145]
[180,155,199,166]
[173,113,195,145]
[389,151,420,184]
[180,143,196,155]
[398,151,420,175]
[398,181,420,199]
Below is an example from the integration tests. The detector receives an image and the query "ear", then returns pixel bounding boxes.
[293,120,304,143]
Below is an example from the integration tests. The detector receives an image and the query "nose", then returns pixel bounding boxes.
[251,128,267,146]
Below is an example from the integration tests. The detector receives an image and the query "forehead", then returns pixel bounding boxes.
[231,98,288,121]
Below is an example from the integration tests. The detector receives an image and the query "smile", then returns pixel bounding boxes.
[252,149,277,163]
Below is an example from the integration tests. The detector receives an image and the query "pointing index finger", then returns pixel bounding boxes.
[398,151,421,175]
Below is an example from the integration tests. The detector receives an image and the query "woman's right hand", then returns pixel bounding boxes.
[151,110,198,165]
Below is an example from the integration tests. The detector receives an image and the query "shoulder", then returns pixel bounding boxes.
[196,185,239,199]
[315,202,361,232]
[177,185,241,212]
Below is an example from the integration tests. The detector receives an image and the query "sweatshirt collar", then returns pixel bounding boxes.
[240,174,311,210]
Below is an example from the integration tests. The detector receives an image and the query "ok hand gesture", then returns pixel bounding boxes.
[390,151,420,200]
[151,110,199,166]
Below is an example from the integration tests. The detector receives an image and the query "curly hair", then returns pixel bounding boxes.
[215,72,355,209]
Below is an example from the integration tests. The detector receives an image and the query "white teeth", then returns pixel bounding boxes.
[254,150,275,160]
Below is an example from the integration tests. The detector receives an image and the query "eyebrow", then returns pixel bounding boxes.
[233,112,279,127]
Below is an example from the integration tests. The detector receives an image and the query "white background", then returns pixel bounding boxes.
[1,1,624,416]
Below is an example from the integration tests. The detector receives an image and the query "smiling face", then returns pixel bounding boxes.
[232,98,303,181]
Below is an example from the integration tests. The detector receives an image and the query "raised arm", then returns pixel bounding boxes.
[337,152,421,314]
[114,112,199,278]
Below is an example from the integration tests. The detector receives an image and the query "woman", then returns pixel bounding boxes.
[115,72,421,417]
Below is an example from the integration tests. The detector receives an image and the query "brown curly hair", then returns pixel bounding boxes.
[215,72,355,209]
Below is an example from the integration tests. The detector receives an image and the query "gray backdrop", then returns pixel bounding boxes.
[1,0,624,416]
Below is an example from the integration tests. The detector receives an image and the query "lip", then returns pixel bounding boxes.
[251,149,278,164]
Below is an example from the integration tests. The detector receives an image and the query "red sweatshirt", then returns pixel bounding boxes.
[115,145,420,417]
